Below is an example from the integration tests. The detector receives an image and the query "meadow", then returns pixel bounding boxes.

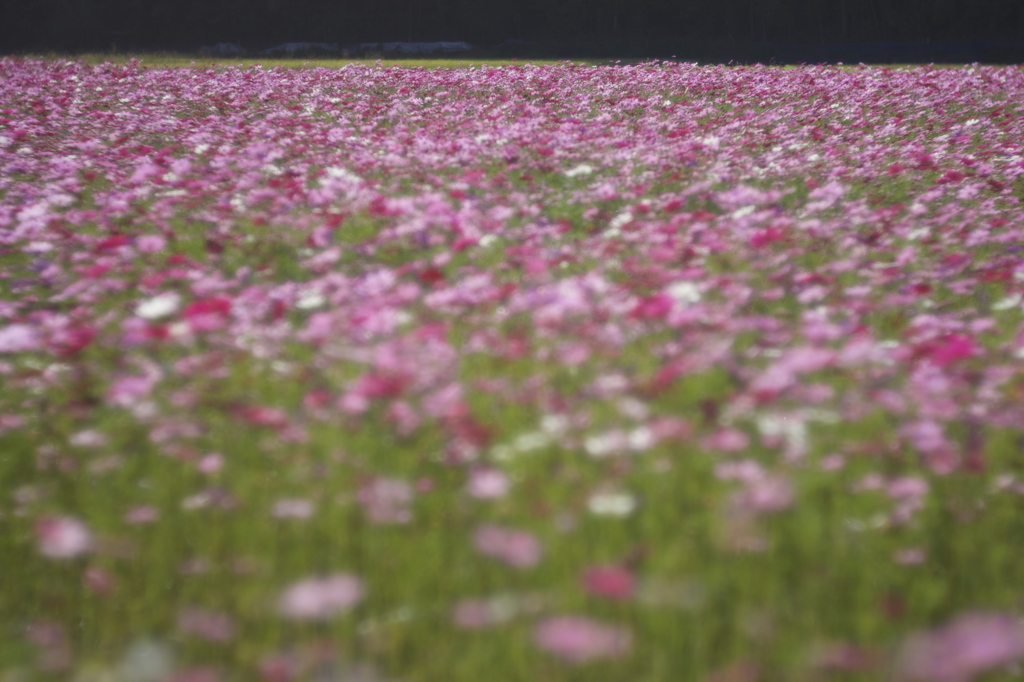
[1,56,1024,682]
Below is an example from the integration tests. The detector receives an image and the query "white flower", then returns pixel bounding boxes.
[325,166,362,183]
[666,281,701,304]
[587,491,636,517]
[993,294,1022,311]
[296,290,326,310]
[565,164,595,178]
[136,293,181,320]
[608,211,633,231]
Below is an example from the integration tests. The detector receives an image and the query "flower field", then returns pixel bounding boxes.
[2,57,1024,681]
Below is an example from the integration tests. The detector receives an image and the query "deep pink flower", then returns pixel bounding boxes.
[928,334,977,367]
[581,565,636,600]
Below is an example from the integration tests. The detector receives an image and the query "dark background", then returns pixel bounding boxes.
[2,0,1023,63]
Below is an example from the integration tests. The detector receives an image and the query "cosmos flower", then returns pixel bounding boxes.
[277,574,364,621]
[35,516,93,559]
[533,616,632,663]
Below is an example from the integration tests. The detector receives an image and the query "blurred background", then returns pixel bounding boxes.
[2,0,1023,64]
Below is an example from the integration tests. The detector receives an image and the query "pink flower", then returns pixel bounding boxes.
[277,574,364,620]
[472,525,543,568]
[357,477,414,524]
[581,565,635,600]
[177,607,235,641]
[898,612,1024,682]
[734,475,795,513]
[703,428,750,452]
[35,515,93,559]
[124,506,160,524]
[533,616,631,663]
[466,468,510,499]
[778,347,836,374]
[929,334,977,367]
[0,324,38,353]
[453,599,503,629]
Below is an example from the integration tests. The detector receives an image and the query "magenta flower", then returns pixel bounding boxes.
[533,616,632,663]
[581,565,636,601]
[277,574,364,620]
[928,334,977,367]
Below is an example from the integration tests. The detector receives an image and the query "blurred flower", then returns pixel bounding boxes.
[357,477,414,524]
[0,323,38,353]
[466,468,510,499]
[118,638,176,682]
[177,607,236,642]
[136,292,181,320]
[533,616,631,663]
[587,491,637,517]
[278,574,364,621]
[898,612,1024,682]
[733,475,795,514]
[451,592,545,629]
[472,524,543,568]
[272,498,315,519]
[582,565,636,600]
[35,515,92,559]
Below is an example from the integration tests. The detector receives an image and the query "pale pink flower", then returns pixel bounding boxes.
[451,596,523,629]
[887,477,929,500]
[35,515,93,559]
[703,428,750,452]
[0,324,38,353]
[108,374,157,407]
[778,347,836,374]
[177,607,235,642]
[533,616,632,663]
[472,524,543,568]
[277,574,364,620]
[357,477,414,524]
[136,234,167,253]
[197,453,224,474]
[898,612,1024,682]
[125,506,160,524]
[466,468,510,499]
[272,499,315,519]
[895,548,926,565]
[734,475,795,513]
[453,599,502,629]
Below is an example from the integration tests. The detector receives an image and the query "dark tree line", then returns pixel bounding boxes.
[2,0,1022,57]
